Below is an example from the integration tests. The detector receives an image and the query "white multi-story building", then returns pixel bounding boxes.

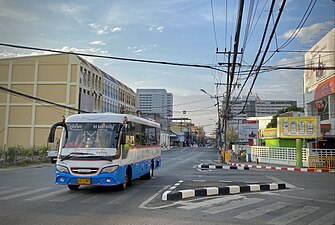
[229,95,297,128]
[136,89,173,118]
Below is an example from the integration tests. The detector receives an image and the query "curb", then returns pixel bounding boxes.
[198,164,249,170]
[162,183,286,201]
[230,163,335,173]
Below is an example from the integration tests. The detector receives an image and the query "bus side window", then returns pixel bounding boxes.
[134,123,147,146]
[122,122,135,159]
[125,122,135,146]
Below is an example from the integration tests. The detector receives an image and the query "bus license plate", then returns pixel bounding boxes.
[77,178,91,185]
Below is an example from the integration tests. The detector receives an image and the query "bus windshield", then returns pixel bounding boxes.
[61,122,121,157]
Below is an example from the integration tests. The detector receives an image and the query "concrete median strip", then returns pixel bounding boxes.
[229,163,335,173]
[198,164,249,170]
[162,183,286,201]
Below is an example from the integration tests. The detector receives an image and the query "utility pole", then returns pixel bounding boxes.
[216,0,244,163]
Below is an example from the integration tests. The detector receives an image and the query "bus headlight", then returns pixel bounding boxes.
[101,165,118,173]
[56,164,69,173]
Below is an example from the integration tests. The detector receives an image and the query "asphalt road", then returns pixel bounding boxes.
[0,147,334,225]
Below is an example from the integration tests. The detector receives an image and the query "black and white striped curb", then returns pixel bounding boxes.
[162,183,286,201]
[197,164,249,170]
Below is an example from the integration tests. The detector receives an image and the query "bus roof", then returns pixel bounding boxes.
[65,113,160,128]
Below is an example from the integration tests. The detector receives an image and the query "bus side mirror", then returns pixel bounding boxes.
[120,127,126,145]
[48,121,68,143]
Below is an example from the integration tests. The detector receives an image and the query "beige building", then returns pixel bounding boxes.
[0,53,136,148]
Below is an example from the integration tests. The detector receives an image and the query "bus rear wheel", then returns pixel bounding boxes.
[142,162,153,180]
[68,185,80,190]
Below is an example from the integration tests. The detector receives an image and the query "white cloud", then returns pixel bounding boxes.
[0,46,110,64]
[111,27,122,32]
[277,55,304,67]
[89,23,110,35]
[48,3,87,17]
[149,26,164,32]
[89,40,106,46]
[157,26,164,32]
[282,21,333,43]
[133,49,143,53]
[127,45,157,54]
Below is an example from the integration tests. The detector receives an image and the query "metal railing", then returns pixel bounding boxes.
[308,156,335,170]
[251,146,335,168]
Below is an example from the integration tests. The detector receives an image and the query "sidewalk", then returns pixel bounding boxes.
[228,161,335,173]
[203,153,335,173]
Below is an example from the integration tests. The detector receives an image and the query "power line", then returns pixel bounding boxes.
[0,86,88,113]
[263,0,317,64]
[234,0,276,105]
[238,0,287,116]
[0,42,227,73]
[210,0,218,49]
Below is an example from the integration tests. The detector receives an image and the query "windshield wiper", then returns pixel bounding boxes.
[61,152,94,161]
[91,156,113,162]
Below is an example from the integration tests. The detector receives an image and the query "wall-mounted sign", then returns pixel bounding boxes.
[260,128,277,139]
[277,116,320,139]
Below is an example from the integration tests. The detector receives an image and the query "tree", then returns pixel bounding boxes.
[266,106,304,128]
[226,126,239,144]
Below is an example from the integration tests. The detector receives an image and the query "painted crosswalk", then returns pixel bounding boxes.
[25,189,68,201]
[0,187,54,200]
[177,196,334,225]
[0,185,136,205]
[0,185,333,225]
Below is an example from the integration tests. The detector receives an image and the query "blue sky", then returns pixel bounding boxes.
[0,0,334,133]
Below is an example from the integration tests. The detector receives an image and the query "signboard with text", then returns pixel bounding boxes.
[238,120,259,140]
[304,28,335,103]
[277,116,320,139]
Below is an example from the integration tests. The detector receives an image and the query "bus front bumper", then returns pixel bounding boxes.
[55,170,125,186]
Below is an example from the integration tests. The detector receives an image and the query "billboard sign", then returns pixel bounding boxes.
[260,128,277,139]
[277,116,320,139]
[238,120,259,140]
[304,28,335,103]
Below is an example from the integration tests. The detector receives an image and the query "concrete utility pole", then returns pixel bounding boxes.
[216,0,244,163]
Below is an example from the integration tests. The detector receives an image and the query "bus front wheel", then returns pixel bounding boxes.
[68,185,80,191]
[118,169,132,191]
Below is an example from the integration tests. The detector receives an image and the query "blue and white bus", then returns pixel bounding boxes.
[48,113,161,191]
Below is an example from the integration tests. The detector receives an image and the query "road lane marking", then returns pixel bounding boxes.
[0,187,54,200]
[202,197,264,214]
[108,189,139,204]
[139,185,171,209]
[162,180,183,201]
[267,176,297,189]
[178,195,244,210]
[234,202,291,220]
[267,206,319,225]
[308,210,335,225]
[0,186,10,190]
[261,192,334,204]
[0,186,31,196]
[25,189,67,201]
[50,192,83,202]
